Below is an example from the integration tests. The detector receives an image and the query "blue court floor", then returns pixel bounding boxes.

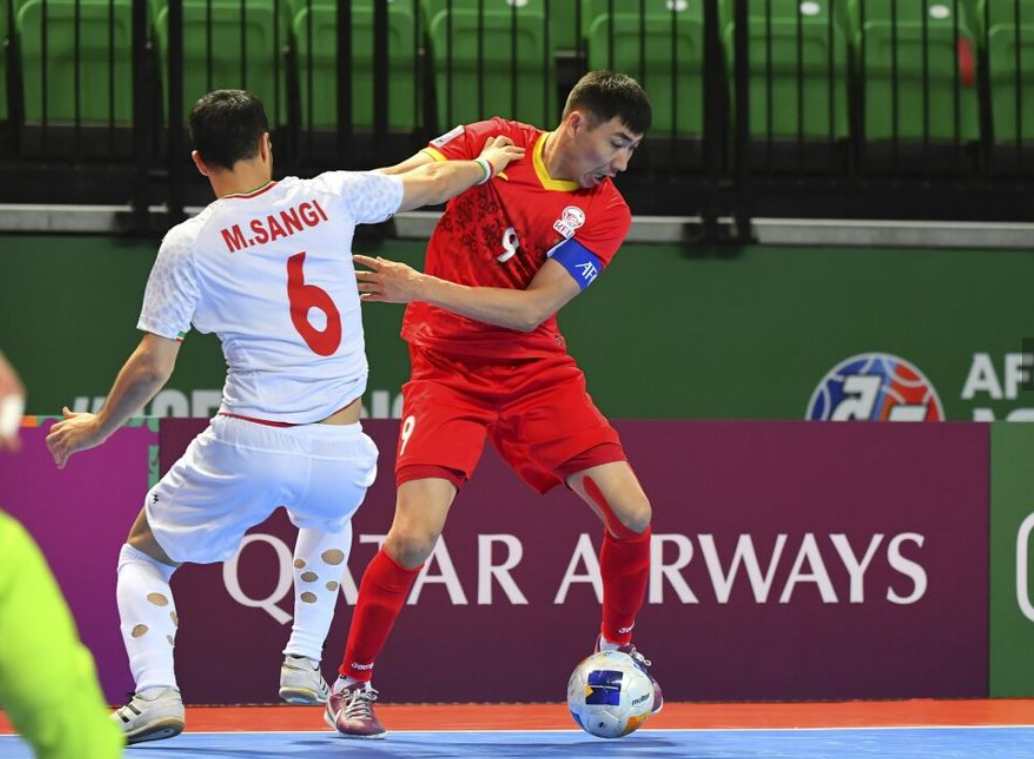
[2,727,1034,759]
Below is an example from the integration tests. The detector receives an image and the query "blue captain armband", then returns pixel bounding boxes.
[548,238,604,290]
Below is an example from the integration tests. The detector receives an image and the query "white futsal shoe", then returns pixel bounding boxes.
[279,654,331,705]
[112,687,185,745]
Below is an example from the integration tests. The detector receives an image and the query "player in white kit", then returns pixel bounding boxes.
[45,90,523,745]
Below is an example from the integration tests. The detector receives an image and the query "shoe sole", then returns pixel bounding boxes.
[125,718,185,745]
[279,687,328,705]
[323,706,386,740]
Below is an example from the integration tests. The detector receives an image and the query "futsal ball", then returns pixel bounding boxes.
[566,650,654,738]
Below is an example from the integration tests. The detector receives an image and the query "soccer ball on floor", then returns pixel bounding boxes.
[566,650,654,739]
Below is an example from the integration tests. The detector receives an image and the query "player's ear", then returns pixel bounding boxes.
[567,110,586,134]
[191,150,210,177]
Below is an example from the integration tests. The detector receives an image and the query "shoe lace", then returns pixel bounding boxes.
[344,686,379,722]
[626,648,652,669]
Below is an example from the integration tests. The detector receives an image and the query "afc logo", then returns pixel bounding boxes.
[807,353,945,422]
[553,205,586,239]
[577,261,599,285]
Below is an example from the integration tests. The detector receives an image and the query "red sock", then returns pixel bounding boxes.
[339,548,421,681]
[599,527,652,646]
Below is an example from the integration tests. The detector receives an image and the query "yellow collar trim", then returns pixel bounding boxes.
[422,146,448,163]
[533,132,580,192]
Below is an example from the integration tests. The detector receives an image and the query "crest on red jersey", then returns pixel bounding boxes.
[553,205,586,239]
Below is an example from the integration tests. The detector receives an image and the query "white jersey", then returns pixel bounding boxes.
[137,171,403,423]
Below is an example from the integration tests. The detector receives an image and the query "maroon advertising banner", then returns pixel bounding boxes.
[158,420,989,705]
[0,419,157,703]
[2,419,990,705]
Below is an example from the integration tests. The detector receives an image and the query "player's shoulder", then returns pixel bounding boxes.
[306,169,383,195]
[162,207,210,252]
[590,181,631,221]
[471,117,542,147]
[297,170,344,192]
[500,118,543,147]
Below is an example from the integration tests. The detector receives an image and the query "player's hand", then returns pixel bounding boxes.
[0,351,25,452]
[46,407,107,469]
[354,255,425,304]
[478,135,525,179]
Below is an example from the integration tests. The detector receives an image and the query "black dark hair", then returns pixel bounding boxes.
[562,70,652,136]
[188,90,269,171]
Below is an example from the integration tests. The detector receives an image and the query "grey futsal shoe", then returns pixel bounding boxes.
[279,655,330,705]
[595,635,664,714]
[325,681,386,739]
[112,687,185,745]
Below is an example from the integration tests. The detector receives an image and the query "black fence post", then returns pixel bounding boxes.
[168,0,184,226]
[131,0,150,233]
[702,0,722,241]
[374,0,389,164]
[733,0,752,241]
[336,0,353,168]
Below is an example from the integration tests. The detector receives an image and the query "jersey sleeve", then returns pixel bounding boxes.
[137,228,200,340]
[547,190,631,290]
[314,170,404,225]
[574,190,631,267]
[422,117,514,162]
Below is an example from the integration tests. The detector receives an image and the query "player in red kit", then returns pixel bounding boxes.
[328,71,657,739]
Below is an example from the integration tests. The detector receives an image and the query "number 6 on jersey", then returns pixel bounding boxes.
[287,251,342,356]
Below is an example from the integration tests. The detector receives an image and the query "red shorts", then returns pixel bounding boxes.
[394,345,626,494]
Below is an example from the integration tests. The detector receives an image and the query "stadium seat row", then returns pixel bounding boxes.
[1,0,1032,145]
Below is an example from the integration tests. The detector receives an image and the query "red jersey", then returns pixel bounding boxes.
[401,118,632,358]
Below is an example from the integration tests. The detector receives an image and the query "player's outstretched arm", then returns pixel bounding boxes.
[396,136,525,212]
[46,333,180,469]
[374,151,436,176]
[355,256,581,333]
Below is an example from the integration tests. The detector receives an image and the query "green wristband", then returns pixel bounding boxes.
[474,157,493,185]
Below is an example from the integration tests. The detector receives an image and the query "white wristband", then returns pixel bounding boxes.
[0,395,24,441]
[474,157,493,185]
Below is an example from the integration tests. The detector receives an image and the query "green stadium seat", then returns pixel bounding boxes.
[720,0,850,141]
[975,0,1034,144]
[847,0,980,143]
[16,0,134,124]
[584,0,705,137]
[423,0,556,128]
[551,0,579,50]
[151,0,290,125]
[289,0,417,131]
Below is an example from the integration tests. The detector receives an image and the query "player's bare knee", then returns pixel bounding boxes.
[384,528,439,569]
[618,499,652,536]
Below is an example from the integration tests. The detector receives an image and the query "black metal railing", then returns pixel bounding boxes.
[0,0,1031,237]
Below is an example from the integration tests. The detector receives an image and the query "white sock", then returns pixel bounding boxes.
[598,635,622,652]
[116,543,180,693]
[283,522,352,663]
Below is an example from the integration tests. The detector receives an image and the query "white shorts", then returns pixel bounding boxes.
[145,414,378,564]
